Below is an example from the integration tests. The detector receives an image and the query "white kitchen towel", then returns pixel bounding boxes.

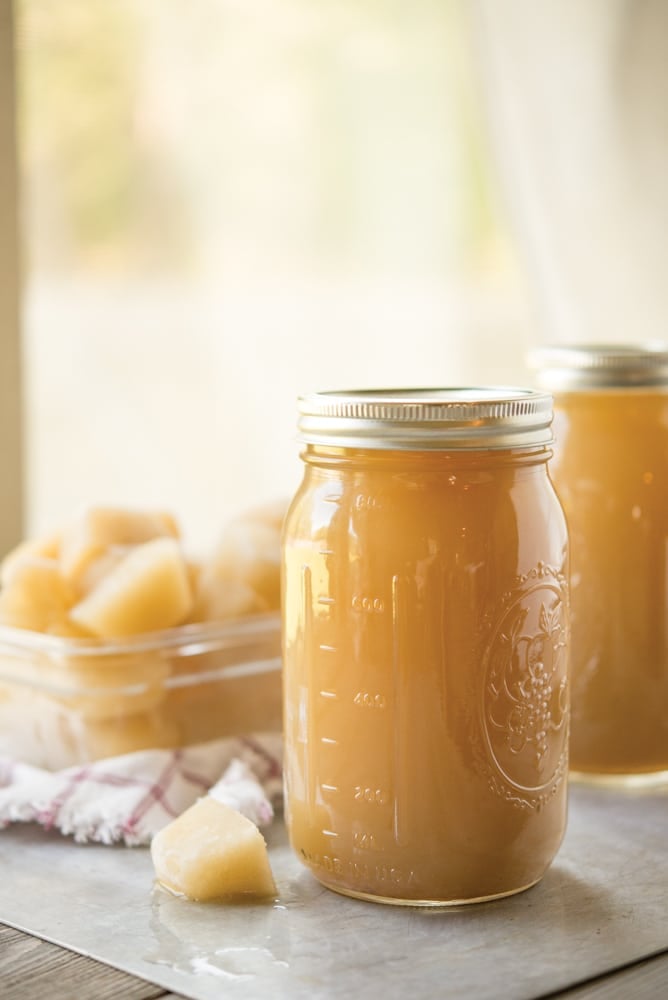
[0,733,282,846]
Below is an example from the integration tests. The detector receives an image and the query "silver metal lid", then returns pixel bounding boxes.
[297,388,553,451]
[529,344,668,390]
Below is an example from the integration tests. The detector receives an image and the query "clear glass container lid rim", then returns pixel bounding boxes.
[297,387,553,450]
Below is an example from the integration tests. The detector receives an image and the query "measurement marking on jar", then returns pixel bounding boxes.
[317,596,336,606]
[319,643,337,652]
[351,595,385,613]
[321,736,338,745]
[392,573,408,846]
[302,564,317,811]
[322,829,339,838]
[301,564,316,806]
[323,494,342,504]
[354,786,389,805]
[320,690,337,700]
[353,830,378,850]
[321,783,339,792]
[319,548,335,555]
[354,691,387,709]
[354,493,382,511]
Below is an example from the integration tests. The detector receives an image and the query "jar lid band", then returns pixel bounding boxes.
[297,388,553,451]
[529,344,668,389]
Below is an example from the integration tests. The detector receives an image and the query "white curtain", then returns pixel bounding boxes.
[473,0,668,345]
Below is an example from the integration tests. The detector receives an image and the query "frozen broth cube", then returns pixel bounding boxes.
[151,797,277,902]
[0,556,75,632]
[60,506,179,586]
[208,517,282,610]
[189,576,267,623]
[0,531,62,588]
[70,537,192,637]
[76,546,131,597]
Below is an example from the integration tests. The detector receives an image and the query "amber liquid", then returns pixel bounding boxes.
[282,446,569,904]
[550,390,668,780]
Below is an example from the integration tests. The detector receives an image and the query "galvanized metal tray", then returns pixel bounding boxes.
[0,783,667,1000]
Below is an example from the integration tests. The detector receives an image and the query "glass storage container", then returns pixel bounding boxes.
[0,613,282,769]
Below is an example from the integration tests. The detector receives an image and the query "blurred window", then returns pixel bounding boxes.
[13,0,531,551]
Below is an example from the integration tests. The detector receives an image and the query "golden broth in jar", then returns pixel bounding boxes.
[534,346,668,783]
[282,389,569,905]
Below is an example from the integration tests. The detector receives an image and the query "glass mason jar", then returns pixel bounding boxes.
[282,388,570,906]
[532,345,668,785]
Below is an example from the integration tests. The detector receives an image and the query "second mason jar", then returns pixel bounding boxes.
[282,388,570,905]
[533,345,668,784]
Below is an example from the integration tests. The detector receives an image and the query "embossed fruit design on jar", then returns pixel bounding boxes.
[282,388,570,905]
[532,345,668,784]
